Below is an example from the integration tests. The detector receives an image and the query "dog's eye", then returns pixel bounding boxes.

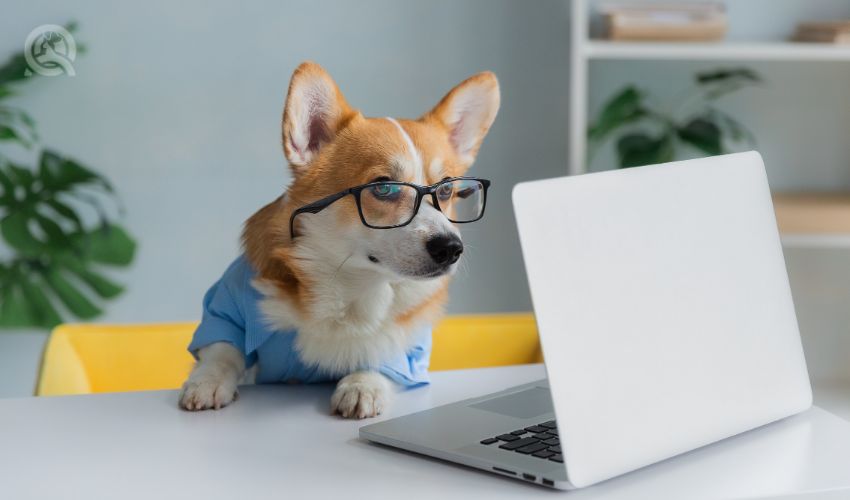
[370,183,402,200]
[436,183,454,201]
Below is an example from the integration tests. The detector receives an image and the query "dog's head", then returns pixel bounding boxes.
[281,62,499,280]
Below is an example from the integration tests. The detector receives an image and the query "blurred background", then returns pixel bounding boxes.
[1,0,849,408]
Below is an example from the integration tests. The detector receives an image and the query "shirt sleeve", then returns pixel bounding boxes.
[378,326,432,388]
[188,276,255,366]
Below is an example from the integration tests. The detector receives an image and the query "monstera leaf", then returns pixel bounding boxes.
[0,150,135,329]
[0,24,131,330]
[0,46,41,148]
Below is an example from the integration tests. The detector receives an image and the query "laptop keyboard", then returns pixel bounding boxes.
[480,420,562,462]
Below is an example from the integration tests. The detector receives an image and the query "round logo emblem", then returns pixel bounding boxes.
[24,25,77,77]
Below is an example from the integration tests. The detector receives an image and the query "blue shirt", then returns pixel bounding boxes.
[188,255,431,387]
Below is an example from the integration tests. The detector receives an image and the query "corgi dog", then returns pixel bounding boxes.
[179,62,499,418]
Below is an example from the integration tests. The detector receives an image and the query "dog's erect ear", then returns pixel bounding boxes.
[282,62,354,174]
[423,72,500,166]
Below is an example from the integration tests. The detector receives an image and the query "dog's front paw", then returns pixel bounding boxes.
[179,375,238,411]
[331,372,390,419]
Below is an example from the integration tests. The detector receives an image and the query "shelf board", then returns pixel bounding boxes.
[585,41,850,61]
[774,192,850,239]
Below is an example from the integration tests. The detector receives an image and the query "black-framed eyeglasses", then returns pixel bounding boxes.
[289,176,491,238]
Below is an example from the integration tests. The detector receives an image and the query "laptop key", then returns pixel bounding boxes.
[532,450,555,459]
[480,438,498,445]
[548,445,561,453]
[549,454,563,463]
[499,437,539,450]
[496,434,519,442]
[510,429,528,436]
[516,443,548,454]
[532,433,555,440]
[540,420,557,429]
[524,425,548,433]
[543,437,559,446]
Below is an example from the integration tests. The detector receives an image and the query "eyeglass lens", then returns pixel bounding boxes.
[359,179,485,228]
[360,183,420,228]
[434,178,485,223]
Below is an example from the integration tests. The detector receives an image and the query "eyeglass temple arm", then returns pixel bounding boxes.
[289,190,351,239]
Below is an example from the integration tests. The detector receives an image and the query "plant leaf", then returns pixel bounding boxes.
[616,132,674,168]
[39,150,114,193]
[696,68,763,101]
[0,107,37,142]
[17,109,35,130]
[12,108,38,141]
[34,212,73,249]
[0,53,30,86]
[76,224,136,266]
[677,118,723,155]
[42,269,102,319]
[707,108,756,147]
[8,163,34,189]
[64,191,109,224]
[45,198,84,232]
[0,283,39,327]
[0,211,42,255]
[696,68,761,85]
[0,125,29,147]
[588,86,646,142]
[0,164,15,204]
[17,274,63,327]
[64,260,125,298]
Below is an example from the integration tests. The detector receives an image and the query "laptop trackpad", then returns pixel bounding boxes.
[469,387,553,419]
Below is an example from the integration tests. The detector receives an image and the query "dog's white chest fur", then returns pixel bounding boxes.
[253,274,441,375]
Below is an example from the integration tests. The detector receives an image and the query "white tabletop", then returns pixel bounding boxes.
[1,364,849,500]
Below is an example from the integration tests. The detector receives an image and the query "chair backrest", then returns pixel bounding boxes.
[37,323,198,396]
[429,314,542,370]
[36,314,541,396]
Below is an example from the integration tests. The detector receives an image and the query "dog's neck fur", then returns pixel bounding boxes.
[242,198,448,375]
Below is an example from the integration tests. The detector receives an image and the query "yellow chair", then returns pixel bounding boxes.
[36,323,198,396]
[36,314,541,396]
[430,314,542,371]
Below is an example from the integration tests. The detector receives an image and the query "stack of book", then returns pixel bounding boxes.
[599,2,728,42]
[793,21,850,44]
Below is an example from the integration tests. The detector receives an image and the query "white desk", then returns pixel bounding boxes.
[1,364,849,500]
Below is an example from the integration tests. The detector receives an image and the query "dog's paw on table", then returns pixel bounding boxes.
[331,372,390,419]
[179,376,239,411]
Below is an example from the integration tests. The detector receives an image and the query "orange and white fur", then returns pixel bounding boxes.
[179,62,499,418]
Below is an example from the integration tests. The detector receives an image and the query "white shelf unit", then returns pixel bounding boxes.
[569,0,850,244]
[586,40,850,61]
[568,0,850,176]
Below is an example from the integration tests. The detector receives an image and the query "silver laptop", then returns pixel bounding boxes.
[359,151,812,489]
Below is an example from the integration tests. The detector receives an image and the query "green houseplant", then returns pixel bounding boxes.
[588,67,762,169]
[0,26,136,329]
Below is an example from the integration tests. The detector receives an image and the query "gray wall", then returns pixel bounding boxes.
[2,0,572,328]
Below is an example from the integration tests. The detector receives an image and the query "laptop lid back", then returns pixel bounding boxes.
[512,152,812,487]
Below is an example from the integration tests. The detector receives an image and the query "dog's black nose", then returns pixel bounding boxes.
[426,234,464,265]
